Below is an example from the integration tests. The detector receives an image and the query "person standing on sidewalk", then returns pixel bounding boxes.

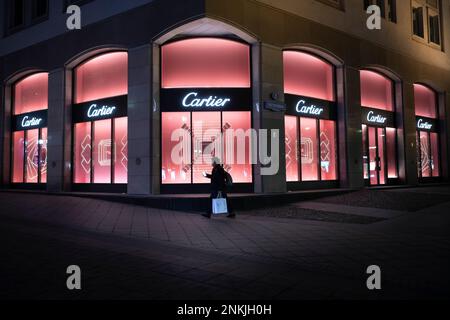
[202,157,235,219]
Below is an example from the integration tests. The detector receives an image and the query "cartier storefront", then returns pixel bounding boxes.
[159,37,253,193]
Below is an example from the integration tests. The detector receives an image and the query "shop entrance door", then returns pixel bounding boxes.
[364,125,387,186]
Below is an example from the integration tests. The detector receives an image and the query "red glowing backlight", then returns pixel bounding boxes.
[75,51,128,103]
[161,38,251,88]
[360,70,393,111]
[414,84,437,118]
[284,51,334,101]
[14,73,48,115]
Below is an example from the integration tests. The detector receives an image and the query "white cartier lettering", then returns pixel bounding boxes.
[295,100,324,116]
[417,118,433,130]
[367,111,387,124]
[21,116,42,128]
[182,92,231,108]
[87,104,116,118]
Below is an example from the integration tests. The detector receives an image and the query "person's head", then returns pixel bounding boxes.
[211,157,221,167]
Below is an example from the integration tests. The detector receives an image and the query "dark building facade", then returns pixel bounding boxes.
[1,0,449,195]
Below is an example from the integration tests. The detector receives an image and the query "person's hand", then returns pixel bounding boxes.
[202,171,207,177]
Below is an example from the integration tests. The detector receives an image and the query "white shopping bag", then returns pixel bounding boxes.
[212,192,228,215]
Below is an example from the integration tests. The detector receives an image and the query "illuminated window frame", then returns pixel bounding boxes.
[71,51,128,185]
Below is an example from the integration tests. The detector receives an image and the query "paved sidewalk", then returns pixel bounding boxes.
[293,201,405,219]
[1,187,450,299]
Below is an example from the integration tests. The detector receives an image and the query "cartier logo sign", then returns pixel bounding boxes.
[361,107,394,127]
[416,117,438,132]
[87,104,116,118]
[73,95,127,123]
[366,111,387,124]
[182,92,231,108]
[160,88,252,112]
[295,100,324,116]
[285,94,336,120]
[13,110,48,131]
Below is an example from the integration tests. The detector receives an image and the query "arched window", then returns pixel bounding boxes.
[414,84,439,178]
[161,38,251,88]
[75,51,128,103]
[160,38,253,186]
[360,70,397,185]
[283,50,337,184]
[72,52,128,185]
[360,70,393,111]
[12,72,49,184]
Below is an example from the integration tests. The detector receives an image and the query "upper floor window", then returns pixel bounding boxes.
[316,0,345,11]
[412,0,442,47]
[364,0,397,23]
[32,0,48,20]
[4,0,49,36]
[64,0,95,10]
[6,0,24,29]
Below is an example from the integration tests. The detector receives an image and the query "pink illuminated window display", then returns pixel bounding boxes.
[284,116,338,182]
[75,52,128,103]
[12,128,48,184]
[162,38,250,89]
[283,51,338,183]
[72,52,128,185]
[360,71,398,185]
[160,38,253,187]
[414,84,440,178]
[360,70,393,111]
[284,51,334,101]
[11,73,49,184]
[285,116,299,182]
[73,118,128,184]
[14,73,48,115]
[161,111,252,185]
[414,84,437,118]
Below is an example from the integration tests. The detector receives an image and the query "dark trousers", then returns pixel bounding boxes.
[208,190,233,214]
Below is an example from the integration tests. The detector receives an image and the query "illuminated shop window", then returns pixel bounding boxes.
[386,128,398,178]
[75,51,128,103]
[283,51,338,183]
[360,70,397,185]
[114,117,128,184]
[319,120,337,181]
[12,131,25,183]
[360,70,393,111]
[284,51,334,101]
[300,117,319,181]
[161,38,253,186]
[285,116,299,182]
[73,52,128,184]
[414,84,437,118]
[414,84,440,178]
[222,112,253,183]
[161,112,192,184]
[74,122,92,183]
[360,70,398,185]
[14,73,48,115]
[11,73,49,184]
[161,111,252,185]
[161,38,250,88]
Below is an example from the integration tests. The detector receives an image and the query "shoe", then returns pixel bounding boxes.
[202,213,211,219]
[227,213,236,218]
